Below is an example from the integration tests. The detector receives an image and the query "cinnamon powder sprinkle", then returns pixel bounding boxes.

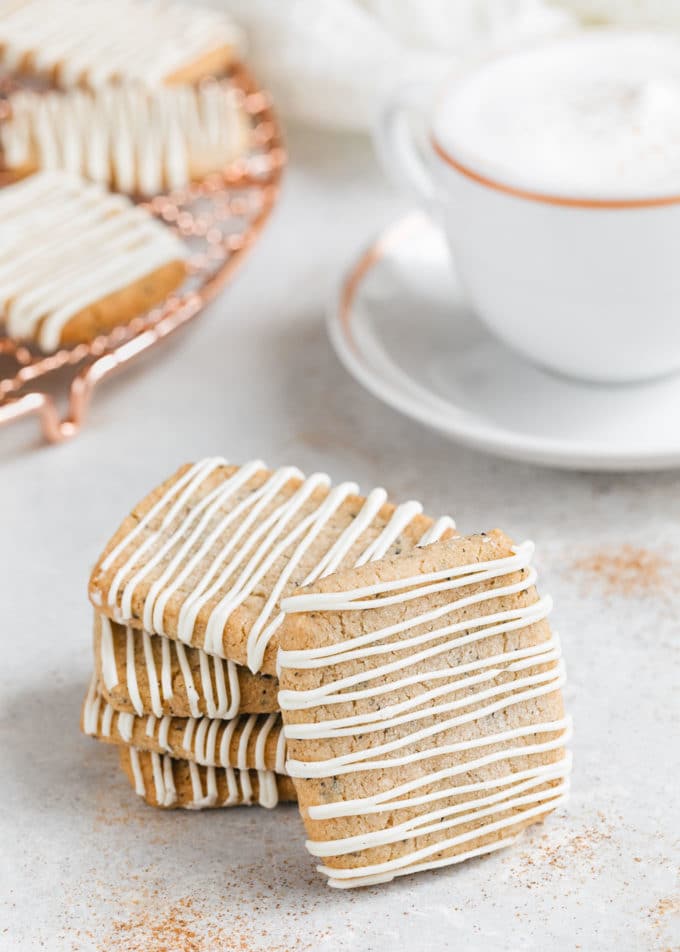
[572,545,672,597]
[100,896,317,952]
[103,898,201,952]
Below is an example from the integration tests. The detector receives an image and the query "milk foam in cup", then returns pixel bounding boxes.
[375,30,680,384]
[433,31,680,201]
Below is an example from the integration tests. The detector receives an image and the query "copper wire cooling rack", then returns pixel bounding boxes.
[0,63,285,443]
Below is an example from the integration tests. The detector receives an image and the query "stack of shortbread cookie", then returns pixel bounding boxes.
[82,458,456,811]
[82,457,571,887]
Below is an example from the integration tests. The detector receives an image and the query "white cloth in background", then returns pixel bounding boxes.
[562,0,680,25]
[202,0,680,130]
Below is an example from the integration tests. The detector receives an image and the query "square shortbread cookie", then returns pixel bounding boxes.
[0,170,187,350]
[89,458,456,676]
[278,530,571,888]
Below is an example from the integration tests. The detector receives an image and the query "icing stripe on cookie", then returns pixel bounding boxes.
[127,748,282,809]
[82,680,287,771]
[1,83,249,195]
[278,540,571,888]
[96,617,243,720]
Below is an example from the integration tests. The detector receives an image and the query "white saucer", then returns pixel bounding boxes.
[328,212,680,471]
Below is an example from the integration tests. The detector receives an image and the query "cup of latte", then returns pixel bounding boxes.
[375,30,680,384]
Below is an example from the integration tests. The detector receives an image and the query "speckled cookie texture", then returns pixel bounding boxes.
[119,746,296,810]
[88,458,456,676]
[82,679,286,772]
[93,613,279,719]
[278,530,570,888]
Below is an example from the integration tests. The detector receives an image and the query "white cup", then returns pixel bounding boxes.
[374,41,680,385]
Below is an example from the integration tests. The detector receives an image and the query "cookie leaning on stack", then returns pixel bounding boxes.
[278,531,571,887]
[82,457,456,809]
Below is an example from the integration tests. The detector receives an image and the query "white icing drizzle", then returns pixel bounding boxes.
[240,768,253,806]
[416,516,456,547]
[125,626,144,716]
[81,676,100,735]
[127,749,281,810]
[1,83,249,195]
[254,714,277,771]
[0,170,186,351]
[274,727,287,775]
[174,643,200,718]
[0,0,243,89]
[101,702,114,738]
[182,717,196,755]
[128,747,145,797]
[96,613,242,720]
[257,770,279,809]
[98,615,118,691]
[278,540,571,888]
[117,713,134,744]
[83,681,287,771]
[158,715,171,751]
[219,717,239,768]
[101,458,225,573]
[142,630,162,717]
[99,458,455,674]
[160,637,173,701]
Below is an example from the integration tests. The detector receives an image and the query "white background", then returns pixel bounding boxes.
[2,128,679,950]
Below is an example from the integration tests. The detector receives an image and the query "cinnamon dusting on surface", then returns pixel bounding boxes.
[518,824,613,875]
[572,545,672,597]
[98,890,322,952]
[103,897,200,952]
[647,895,680,949]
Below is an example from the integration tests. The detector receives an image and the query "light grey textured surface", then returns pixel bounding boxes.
[2,128,679,952]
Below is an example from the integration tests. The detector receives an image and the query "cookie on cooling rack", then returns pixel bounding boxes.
[119,746,296,809]
[277,530,571,888]
[0,0,242,89]
[82,678,287,772]
[1,83,251,195]
[92,613,279,720]
[88,458,456,676]
[0,170,187,352]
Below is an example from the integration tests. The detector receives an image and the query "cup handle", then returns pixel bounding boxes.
[373,83,441,217]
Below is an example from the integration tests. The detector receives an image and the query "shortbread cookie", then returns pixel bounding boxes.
[1,83,251,195]
[278,531,571,888]
[93,614,278,719]
[0,0,242,89]
[82,678,286,771]
[89,458,456,675]
[119,746,296,809]
[0,170,187,351]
